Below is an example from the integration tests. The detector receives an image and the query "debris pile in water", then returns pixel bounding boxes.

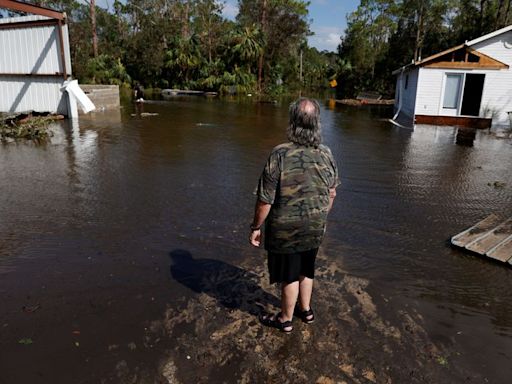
[1,112,63,141]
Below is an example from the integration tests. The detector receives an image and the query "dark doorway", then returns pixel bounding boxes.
[461,74,485,116]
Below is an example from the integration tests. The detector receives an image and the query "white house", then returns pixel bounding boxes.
[393,25,512,129]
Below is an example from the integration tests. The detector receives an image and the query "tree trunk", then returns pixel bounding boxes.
[505,0,511,25]
[414,5,424,62]
[91,0,98,58]
[208,15,212,63]
[495,0,506,28]
[257,0,267,93]
[182,1,190,39]
[480,0,487,33]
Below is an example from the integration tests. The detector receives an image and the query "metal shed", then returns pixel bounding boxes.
[0,0,73,116]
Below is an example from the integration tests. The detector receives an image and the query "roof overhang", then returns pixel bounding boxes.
[466,24,512,46]
[392,63,414,76]
[0,0,65,20]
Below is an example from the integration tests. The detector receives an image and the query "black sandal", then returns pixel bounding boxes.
[295,307,315,324]
[259,312,293,333]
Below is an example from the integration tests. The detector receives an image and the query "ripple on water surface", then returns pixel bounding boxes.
[1,100,512,382]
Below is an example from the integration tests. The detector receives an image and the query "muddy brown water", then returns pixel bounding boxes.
[1,98,512,383]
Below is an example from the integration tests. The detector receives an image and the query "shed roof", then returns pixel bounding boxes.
[415,44,508,70]
[466,24,512,46]
[0,14,50,24]
[0,0,65,20]
[393,24,512,75]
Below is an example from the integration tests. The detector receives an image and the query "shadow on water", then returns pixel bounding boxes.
[455,126,477,146]
[169,249,279,316]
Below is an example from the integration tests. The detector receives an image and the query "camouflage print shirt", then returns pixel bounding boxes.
[257,142,340,254]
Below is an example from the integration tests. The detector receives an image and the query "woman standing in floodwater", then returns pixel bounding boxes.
[250,98,339,333]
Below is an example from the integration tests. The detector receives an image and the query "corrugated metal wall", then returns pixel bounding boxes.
[0,15,72,115]
[1,76,68,113]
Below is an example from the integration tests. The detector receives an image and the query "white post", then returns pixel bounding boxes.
[66,85,79,119]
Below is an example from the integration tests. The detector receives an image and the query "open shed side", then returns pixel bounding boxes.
[0,12,72,116]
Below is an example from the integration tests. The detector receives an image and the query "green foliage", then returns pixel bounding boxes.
[302,48,339,89]
[197,59,225,90]
[193,0,227,63]
[231,26,264,65]
[237,0,311,91]
[219,66,257,95]
[165,35,204,87]
[18,0,511,98]
[21,0,337,95]
[84,55,131,85]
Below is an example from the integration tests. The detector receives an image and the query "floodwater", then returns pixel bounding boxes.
[1,97,512,383]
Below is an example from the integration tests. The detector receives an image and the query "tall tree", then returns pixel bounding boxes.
[91,0,98,57]
[230,26,263,72]
[193,0,226,63]
[238,0,310,92]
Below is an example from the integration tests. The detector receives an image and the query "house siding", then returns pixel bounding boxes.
[395,67,419,119]
[471,30,512,65]
[414,68,444,116]
[471,30,512,127]
[415,66,512,128]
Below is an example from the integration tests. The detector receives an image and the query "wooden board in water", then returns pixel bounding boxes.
[451,214,502,247]
[486,235,512,263]
[466,218,512,256]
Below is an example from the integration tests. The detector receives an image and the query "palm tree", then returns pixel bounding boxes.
[165,36,203,87]
[230,26,263,74]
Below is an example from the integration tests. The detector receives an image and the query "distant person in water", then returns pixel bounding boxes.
[250,97,340,333]
[134,84,145,102]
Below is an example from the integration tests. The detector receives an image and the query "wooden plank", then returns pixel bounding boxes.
[417,44,466,65]
[415,115,492,129]
[466,218,512,255]
[425,62,506,70]
[486,235,512,262]
[451,214,502,247]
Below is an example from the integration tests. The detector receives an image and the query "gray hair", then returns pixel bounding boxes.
[287,98,322,147]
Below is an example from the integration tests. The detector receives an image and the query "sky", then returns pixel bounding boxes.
[307,0,360,52]
[95,0,361,52]
[222,0,360,52]
[0,0,360,51]
[1,0,359,52]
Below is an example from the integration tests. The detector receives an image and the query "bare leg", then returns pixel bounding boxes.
[298,276,314,320]
[259,282,297,333]
[280,281,299,324]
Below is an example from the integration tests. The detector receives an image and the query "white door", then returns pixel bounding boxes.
[440,73,463,116]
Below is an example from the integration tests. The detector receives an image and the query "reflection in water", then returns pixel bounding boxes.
[1,99,512,382]
[398,122,512,341]
[455,126,477,146]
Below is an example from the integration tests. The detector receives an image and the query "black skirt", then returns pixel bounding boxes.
[267,248,319,284]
